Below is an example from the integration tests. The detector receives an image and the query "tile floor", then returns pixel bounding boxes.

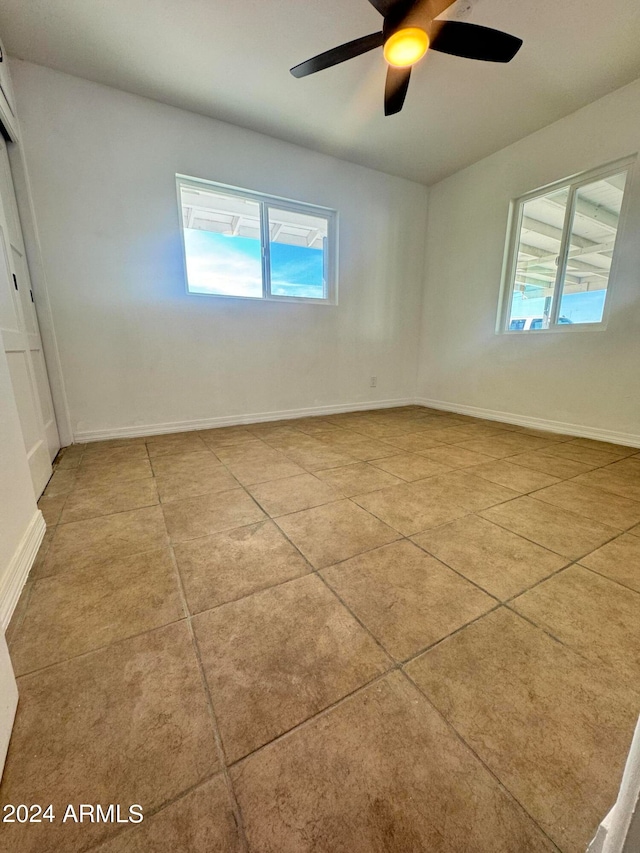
[3,405,640,853]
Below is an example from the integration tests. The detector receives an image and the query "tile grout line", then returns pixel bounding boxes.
[166,540,250,853]
[399,666,564,853]
[76,773,227,853]
[574,560,640,597]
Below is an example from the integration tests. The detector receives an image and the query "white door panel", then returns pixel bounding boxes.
[0,633,18,781]
[0,230,19,334]
[0,136,58,494]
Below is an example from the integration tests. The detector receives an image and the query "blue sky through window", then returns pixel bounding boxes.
[183,229,325,299]
[270,241,324,299]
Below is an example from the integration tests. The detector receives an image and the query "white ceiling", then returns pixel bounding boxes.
[1,0,640,185]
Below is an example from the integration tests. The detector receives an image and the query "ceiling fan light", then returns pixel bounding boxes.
[383,27,430,68]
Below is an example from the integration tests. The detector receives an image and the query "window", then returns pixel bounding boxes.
[500,158,633,332]
[177,176,337,303]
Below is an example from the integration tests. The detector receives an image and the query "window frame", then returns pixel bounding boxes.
[176,174,338,305]
[497,155,636,335]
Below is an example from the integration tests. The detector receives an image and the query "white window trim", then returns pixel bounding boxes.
[176,175,339,305]
[497,154,637,335]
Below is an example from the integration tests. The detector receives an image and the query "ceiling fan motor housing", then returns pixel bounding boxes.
[383,0,459,39]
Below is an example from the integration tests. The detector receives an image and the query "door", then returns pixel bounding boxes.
[0,632,18,780]
[0,136,58,496]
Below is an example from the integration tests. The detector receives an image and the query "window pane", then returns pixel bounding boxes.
[508,188,569,330]
[268,207,327,299]
[558,171,627,324]
[180,185,263,297]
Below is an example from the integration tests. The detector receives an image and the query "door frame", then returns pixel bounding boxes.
[0,59,73,448]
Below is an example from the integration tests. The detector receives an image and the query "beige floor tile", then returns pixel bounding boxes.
[305,427,352,443]
[10,549,185,674]
[213,440,272,464]
[563,438,637,458]
[55,445,85,469]
[422,424,510,443]
[275,499,400,569]
[455,434,560,459]
[346,422,419,439]
[314,462,403,497]
[194,575,390,762]
[222,435,296,454]
[508,451,600,479]
[413,515,568,599]
[231,671,556,853]
[352,481,469,536]
[470,460,561,493]
[175,520,310,612]
[405,608,638,853]
[223,456,307,486]
[162,489,265,542]
[81,437,146,452]
[481,496,619,559]
[541,442,626,468]
[572,460,640,502]
[261,434,316,454]
[199,427,257,448]
[420,445,496,469]
[418,470,521,510]
[41,505,168,578]
[279,445,357,472]
[512,565,640,682]
[246,420,299,435]
[150,450,221,476]
[290,419,341,436]
[0,623,219,853]
[371,452,453,481]
[316,436,398,461]
[73,458,154,487]
[43,468,77,496]
[146,431,209,457]
[407,415,467,432]
[579,534,640,592]
[611,457,640,474]
[79,443,149,465]
[155,465,239,503]
[248,473,342,516]
[322,540,494,660]
[383,431,446,452]
[59,478,159,524]
[531,480,640,529]
[37,493,67,525]
[629,522,640,537]
[503,426,569,440]
[91,777,241,853]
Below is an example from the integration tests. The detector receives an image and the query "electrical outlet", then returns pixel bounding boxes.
[370,376,377,388]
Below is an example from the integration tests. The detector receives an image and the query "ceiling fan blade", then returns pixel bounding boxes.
[367,0,416,16]
[430,20,522,62]
[290,32,384,78]
[385,65,412,116]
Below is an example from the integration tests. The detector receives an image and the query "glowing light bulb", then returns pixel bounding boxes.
[383,27,430,67]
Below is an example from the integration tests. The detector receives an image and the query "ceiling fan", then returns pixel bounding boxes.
[290,0,523,116]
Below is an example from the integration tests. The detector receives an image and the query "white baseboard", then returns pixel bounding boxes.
[73,397,416,443]
[0,510,45,632]
[72,394,640,450]
[416,398,640,448]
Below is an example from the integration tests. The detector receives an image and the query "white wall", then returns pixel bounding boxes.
[10,61,429,440]
[417,78,640,441]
